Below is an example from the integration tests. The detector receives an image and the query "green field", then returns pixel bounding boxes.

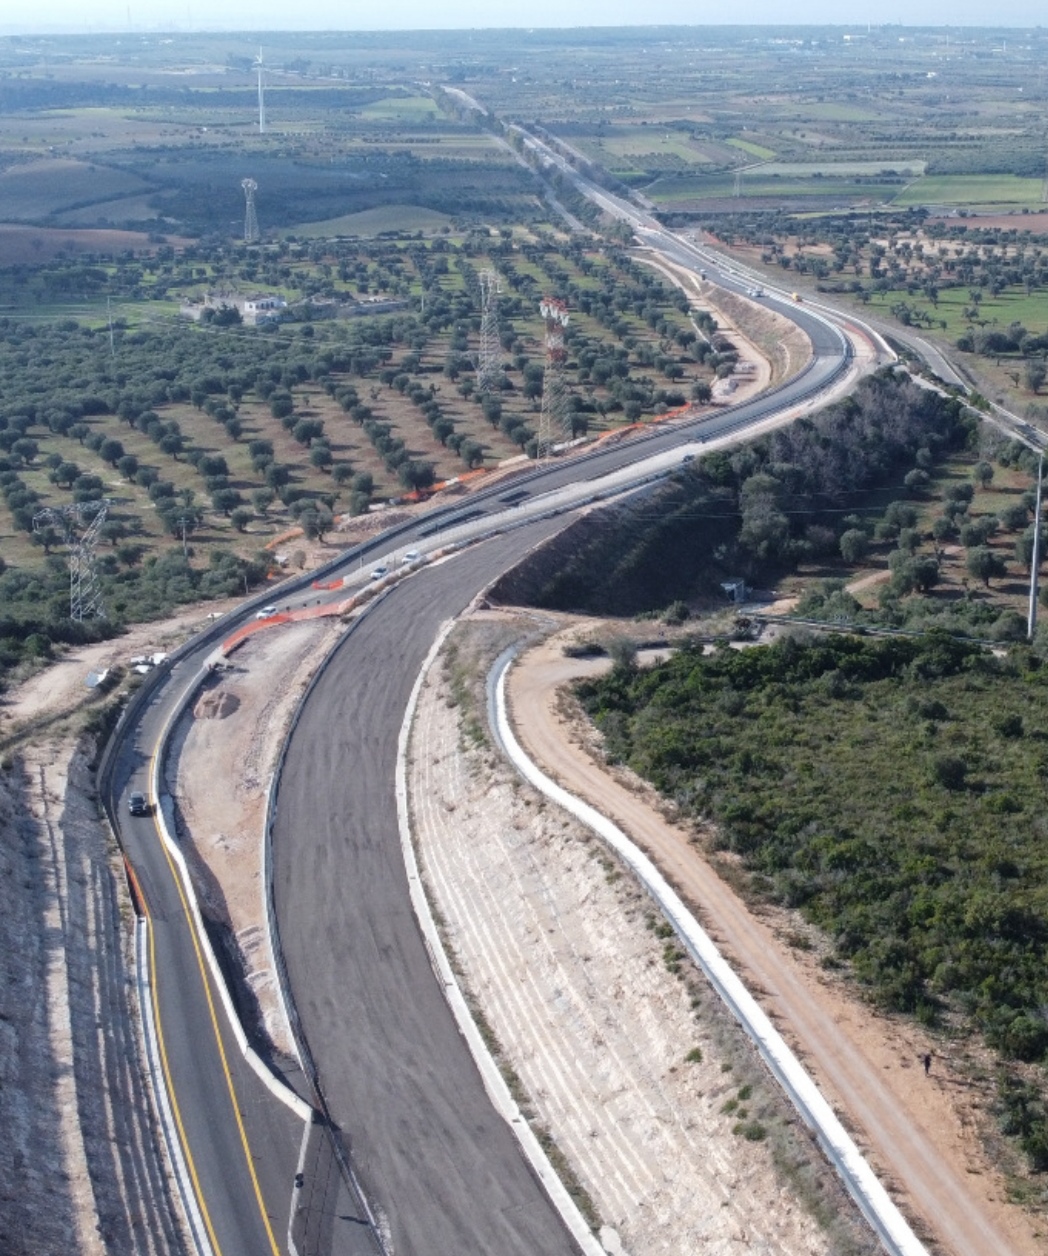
[358,95,442,121]
[577,128,713,169]
[864,286,1048,338]
[894,174,1046,210]
[726,137,776,160]
[759,160,924,178]
[647,173,902,204]
[288,205,453,237]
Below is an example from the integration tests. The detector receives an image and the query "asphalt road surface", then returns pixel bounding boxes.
[272,518,584,1256]
[108,665,309,1256]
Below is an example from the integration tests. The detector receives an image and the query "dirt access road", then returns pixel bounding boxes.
[506,623,1045,1256]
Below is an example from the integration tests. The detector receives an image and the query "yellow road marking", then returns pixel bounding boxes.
[128,858,223,1256]
[141,743,282,1256]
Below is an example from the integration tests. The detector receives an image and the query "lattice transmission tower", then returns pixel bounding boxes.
[33,500,110,621]
[536,296,571,458]
[242,178,260,244]
[475,268,502,393]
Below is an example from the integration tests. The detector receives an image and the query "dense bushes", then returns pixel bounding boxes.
[504,370,973,615]
[578,632,1048,1168]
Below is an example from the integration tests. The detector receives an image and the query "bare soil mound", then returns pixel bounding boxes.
[193,690,241,720]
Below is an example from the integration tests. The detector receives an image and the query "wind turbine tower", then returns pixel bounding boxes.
[242,178,260,243]
[255,47,266,134]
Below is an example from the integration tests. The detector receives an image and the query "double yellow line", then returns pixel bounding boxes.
[129,748,282,1256]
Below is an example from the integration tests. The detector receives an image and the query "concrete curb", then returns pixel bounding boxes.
[492,651,929,1256]
[395,624,607,1256]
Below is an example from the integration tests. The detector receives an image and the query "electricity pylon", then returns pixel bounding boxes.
[242,178,259,243]
[476,269,501,393]
[33,500,110,621]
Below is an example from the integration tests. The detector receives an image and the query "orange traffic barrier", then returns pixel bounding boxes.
[220,613,293,654]
[401,466,489,504]
[264,526,303,551]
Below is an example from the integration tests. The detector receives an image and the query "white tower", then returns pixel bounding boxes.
[255,47,266,134]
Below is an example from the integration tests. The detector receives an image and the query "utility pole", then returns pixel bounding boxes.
[1028,454,1044,641]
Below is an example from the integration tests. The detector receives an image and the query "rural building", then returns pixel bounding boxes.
[179,291,287,325]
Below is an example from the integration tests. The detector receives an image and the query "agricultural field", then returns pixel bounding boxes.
[288,206,453,238]
[701,206,1048,416]
[0,228,721,671]
[894,175,1046,212]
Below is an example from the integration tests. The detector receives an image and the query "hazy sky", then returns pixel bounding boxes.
[3,2,1047,34]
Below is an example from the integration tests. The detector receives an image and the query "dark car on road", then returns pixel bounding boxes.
[128,791,150,817]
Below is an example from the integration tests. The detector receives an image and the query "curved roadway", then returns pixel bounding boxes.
[104,236,867,1256]
[273,521,579,1256]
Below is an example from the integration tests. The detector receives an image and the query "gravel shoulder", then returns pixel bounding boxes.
[504,618,1046,1256]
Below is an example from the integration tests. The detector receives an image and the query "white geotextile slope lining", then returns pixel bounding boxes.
[395,622,608,1256]
[494,659,928,1256]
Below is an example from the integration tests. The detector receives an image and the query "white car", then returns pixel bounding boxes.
[400,550,420,565]
[369,566,389,581]
[255,605,278,619]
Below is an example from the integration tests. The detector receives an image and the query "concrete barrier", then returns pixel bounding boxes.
[148,665,314,1123]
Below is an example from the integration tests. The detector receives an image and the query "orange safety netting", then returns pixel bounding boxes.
[220,594,363,655]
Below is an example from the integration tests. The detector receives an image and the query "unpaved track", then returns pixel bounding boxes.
[506,629,1044,1256]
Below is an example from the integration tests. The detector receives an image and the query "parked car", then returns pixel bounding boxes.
[128,791,150,817]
